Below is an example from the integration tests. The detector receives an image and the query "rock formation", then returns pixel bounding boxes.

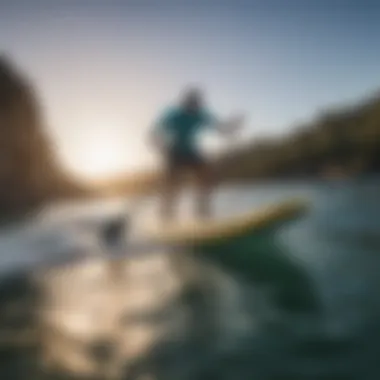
[0,55,84,220]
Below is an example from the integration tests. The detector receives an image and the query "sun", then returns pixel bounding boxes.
[78,146,122,179]
[68,134,127,182]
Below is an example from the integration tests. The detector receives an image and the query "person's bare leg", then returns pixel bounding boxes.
[194,164,214,220]
[161,167,181,221]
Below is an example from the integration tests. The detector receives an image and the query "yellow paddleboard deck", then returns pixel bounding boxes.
[148,198,310,247]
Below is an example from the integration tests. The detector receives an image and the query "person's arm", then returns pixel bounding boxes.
[203,110,245,136]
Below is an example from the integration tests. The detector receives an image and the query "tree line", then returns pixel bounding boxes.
[213,92,380,180]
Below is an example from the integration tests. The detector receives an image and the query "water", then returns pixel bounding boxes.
[0,179,380,379]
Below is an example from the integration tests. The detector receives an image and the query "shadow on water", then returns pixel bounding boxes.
[192,228,321,315]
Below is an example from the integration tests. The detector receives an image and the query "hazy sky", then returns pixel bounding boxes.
[1,1,380,178]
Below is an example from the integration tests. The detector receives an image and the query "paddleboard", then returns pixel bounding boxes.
[147,198,310,248]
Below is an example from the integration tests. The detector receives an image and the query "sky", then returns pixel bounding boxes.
[1,0,380,180]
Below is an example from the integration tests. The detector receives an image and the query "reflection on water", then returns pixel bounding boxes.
[0,179,380,379]
[0,246,263,379]
[37,252,183,378]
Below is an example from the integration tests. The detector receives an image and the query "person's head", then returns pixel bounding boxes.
[180,87,204,113]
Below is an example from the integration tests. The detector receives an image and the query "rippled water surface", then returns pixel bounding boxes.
[0,179,379,380]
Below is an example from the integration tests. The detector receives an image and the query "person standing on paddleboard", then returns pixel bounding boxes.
[150,87,244,220]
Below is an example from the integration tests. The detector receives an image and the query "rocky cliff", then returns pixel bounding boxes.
[0,55,86,220]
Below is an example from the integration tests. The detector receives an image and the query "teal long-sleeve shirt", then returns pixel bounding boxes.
[154,106,217,153]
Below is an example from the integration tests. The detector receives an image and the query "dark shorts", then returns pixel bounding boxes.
[165,147,206,172]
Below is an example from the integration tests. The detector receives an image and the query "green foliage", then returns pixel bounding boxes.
[214,91,380,180]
